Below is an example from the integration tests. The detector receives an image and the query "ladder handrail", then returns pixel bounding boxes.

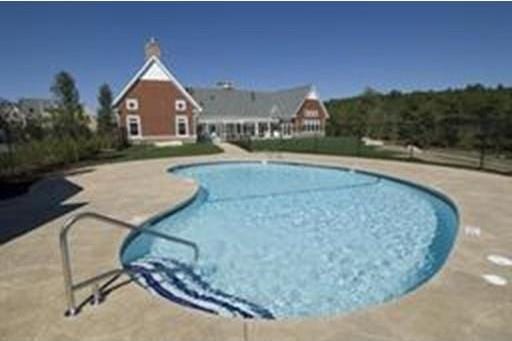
[59,211,199,317]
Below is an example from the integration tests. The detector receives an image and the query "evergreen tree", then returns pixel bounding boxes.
[97,83,116,134]
[50,71,88,138]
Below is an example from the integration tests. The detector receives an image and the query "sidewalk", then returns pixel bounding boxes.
[216,141,250,156]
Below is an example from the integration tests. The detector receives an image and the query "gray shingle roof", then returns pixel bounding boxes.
[189,85,311,121]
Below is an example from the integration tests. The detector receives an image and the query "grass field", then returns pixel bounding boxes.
[235,137,398,159]
[236,137,512,175]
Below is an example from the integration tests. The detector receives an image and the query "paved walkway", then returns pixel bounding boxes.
[0,148,511,341]
[215,141,250,156]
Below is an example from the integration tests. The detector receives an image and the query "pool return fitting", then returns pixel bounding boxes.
[59,211,200,317]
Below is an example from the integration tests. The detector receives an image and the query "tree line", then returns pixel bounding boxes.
[325,84,512,153]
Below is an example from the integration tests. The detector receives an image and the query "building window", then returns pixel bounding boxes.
[243,122,256,137]
[176,115,188,137]
[281,122,292,136]
[126,115,141,138]
[303,119,321,132]
[175,99,187,112]
[126,98,139,111]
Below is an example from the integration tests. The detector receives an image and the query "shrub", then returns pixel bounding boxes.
[0,134,113,180]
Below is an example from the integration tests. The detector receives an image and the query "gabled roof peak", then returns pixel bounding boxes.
[113,56,202,111]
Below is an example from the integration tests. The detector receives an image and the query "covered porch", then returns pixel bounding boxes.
[198,118,294,141]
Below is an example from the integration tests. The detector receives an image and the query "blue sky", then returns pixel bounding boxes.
[1,2,511,110]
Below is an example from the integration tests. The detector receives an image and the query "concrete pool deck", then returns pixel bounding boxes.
[1,148,511,341]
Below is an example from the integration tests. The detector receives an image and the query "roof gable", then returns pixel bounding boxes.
[141,62,170,81]
[300,87,330,118]
[113,56,202,111]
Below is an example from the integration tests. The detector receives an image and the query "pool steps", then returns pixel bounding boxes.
[128,258,274,319]
[59,211,200,317]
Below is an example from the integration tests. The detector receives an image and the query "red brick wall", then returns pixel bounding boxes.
[294,99,328,131]
[116,79,196,139]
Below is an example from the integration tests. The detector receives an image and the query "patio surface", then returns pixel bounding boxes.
[1,145,511,341]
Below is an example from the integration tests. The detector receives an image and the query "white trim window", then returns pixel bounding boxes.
[303,119,321,132]
[281,122,292,137]
[175,99,187,112]
[175,115,189,137]
[126,115,142,138]
[126,98,139,111]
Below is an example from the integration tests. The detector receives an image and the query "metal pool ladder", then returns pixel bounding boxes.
[59,211,200,317]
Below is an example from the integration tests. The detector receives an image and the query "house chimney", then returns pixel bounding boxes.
[145,37,161,60]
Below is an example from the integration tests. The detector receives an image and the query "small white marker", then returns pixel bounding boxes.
[482,274,508,286]
[130,216,146,224]
[262,160,268,165]
[487,254,512,267]
[464,225,481,237]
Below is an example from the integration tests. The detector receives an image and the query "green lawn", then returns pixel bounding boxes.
[90,143,223,164]
[236,137,397,159]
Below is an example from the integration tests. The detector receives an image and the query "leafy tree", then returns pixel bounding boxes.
[0,99,25,142]
[435,96,461,147]
[24,115,46,140]
[0,99,24,174]
[326,84,512,152]
[96,83,116,134]
[50,71,88,138]
[0,99,12,141]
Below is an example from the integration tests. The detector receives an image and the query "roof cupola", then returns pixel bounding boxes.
[145,37,161,60]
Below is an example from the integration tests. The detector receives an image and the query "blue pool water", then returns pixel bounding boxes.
[121,162,458,319]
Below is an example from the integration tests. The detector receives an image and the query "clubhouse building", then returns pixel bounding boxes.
[113,39,329,143]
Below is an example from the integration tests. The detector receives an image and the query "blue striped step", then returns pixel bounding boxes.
[127,258,274,319]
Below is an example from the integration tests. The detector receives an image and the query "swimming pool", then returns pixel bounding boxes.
[121,161,458,319]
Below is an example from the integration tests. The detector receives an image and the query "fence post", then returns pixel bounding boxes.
[479,144,486,170]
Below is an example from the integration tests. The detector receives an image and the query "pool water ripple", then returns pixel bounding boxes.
[121,162,458,318]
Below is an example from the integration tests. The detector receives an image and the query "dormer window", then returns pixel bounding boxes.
[175,99,187,112]
[126,98,139,111]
